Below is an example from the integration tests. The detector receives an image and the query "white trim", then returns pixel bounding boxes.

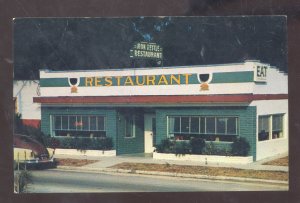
[40,62,253,78]
[153,152,253,164]
[51,148,116,157]
[40,83,254,97]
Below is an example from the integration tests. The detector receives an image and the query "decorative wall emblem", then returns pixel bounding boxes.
[200,82,209,91]
[68,77,80,93]
[197,73,212,91]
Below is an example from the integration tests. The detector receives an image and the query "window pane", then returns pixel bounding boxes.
[61,116,68,130]
[272,115,283,131]
[258,116,270,141]
[54,116,61,130]
[227,117,237,135]
[97,116,105,131]
[181,117,189,133]
[69,116,76,130]
[200,117,205,134]
[169,117,180,133]
[206,117,216,134]
[272,115,283,139]
[90,116,97,131]
[190,117,199,133]
[174,117,180,132]
[76,116,82,130]
[217,118,226,134]
[82,116,89,130]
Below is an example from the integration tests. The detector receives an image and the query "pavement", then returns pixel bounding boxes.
[53,152,288,185]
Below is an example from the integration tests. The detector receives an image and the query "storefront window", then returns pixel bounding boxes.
[227,117,237,134]
[206,117,216,134]
[168,117,180,134]
[98,116,105,131]
[216,118,226,134]
[82,116,89,131]
[181,117,190,133]
[258,116,270,141]
[90,116,97,130]
[272,114,284,139]
[69,116,76,130]
[190,117,199,133]
[52,115,106,137]
[168,116,238,142]
[258,114,285,141]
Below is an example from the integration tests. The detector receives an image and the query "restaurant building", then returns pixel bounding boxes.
[33,60,288,161]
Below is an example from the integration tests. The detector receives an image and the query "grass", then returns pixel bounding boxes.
[110,162,288,181]
[56,158,98,167]
[262,156,288,166]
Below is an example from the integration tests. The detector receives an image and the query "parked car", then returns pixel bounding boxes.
[14,134,56,169]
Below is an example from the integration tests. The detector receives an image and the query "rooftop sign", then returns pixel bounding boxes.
[130,42,163,60]
[254,65,268,82]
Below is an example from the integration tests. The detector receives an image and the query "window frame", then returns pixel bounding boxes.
[167,115,239,142]
[51,114,106,137]
[258,114,285,142]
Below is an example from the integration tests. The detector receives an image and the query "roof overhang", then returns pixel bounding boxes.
[33,94,288,106]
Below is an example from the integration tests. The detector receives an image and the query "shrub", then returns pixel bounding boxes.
[202,141,233,156]
[40,134,58,148]
[190,137,205,154]
[54,137,113,150]
[202,141,217,155]
[59,137,75,149]
[155,139,175,153]
[101,137,113,150]
[231,137,250,156]
[174,141,191,156]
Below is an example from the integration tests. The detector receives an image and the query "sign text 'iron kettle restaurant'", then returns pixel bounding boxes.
[130,42,163,59]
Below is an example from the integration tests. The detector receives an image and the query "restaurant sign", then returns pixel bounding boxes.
[130,42,163,60]
[254,65,268,82]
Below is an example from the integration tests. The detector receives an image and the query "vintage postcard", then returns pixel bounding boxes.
[13,16,288,193]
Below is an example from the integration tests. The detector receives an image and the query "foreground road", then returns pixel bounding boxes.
[27,169,288,193]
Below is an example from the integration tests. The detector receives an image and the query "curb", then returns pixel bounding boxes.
[56,166,288,185]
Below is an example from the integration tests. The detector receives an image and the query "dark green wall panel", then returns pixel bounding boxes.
[155,106,257,160]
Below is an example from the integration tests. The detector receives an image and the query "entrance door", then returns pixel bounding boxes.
[144,114,156,153]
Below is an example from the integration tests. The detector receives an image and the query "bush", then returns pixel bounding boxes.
[58,137,74,149]
[202,141,232,156]
[54,137,113,150]
[190,137,205,154]
[203,141,217,155]
[100,137,113,150]
[155,139,175,153]
[174,141,191,156]
[231,137,250,156]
